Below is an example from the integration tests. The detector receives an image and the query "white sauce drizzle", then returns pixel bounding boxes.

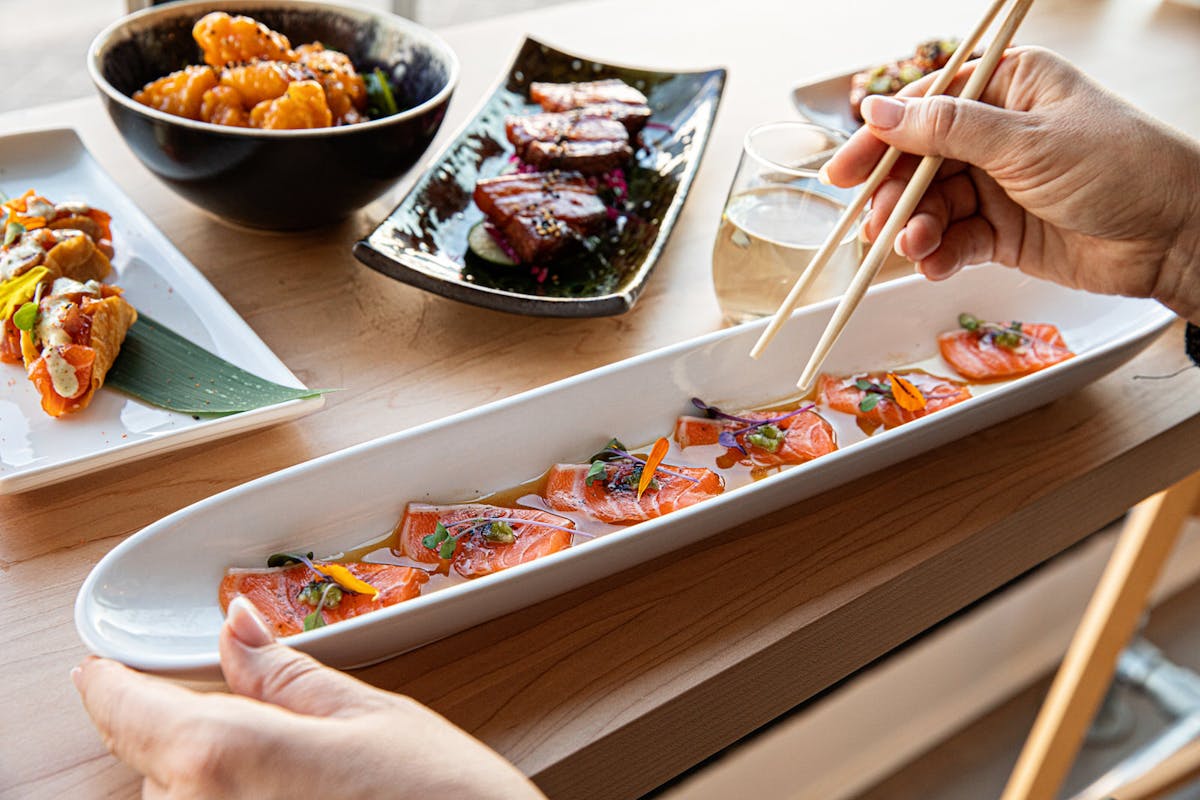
[0,240,44,281]
[24,197,55,219]
[43,347,80,399]
[35,278,102,350]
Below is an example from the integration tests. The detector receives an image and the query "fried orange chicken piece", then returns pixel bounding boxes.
[295,43,367,123]
[249,80,332,129]
[193,11,294,68]
[200,86,249,127]
[133,65,218,120]
[218,60,312,107]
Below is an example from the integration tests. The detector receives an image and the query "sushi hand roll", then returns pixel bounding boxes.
[18,277,137,417]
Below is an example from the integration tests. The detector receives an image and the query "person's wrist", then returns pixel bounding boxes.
[1153,144,1200,324]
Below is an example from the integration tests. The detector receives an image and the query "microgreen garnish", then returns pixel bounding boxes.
[587,437,628,464]
[691,398,815,455]
[302,582,338,632]
[855,378,892,412]
[959,312,1029,350]
[4,221,24,247]
[12,301,37,332]
[266,551,314,568]
[267,551,379,602]
[585,437,701,488]
[585,459,608,486]
[365,68,399,118]
[422,521,460,559]
[422,516,589,558]
[853,374,955,413]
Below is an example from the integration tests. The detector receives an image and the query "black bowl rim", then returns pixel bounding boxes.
[87,0,460,139]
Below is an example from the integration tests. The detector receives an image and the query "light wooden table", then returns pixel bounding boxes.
[3,0,1199,798]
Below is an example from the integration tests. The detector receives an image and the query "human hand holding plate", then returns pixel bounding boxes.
[73,598,545,800]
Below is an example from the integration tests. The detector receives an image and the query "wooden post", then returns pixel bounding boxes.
[1001,471,1200,800]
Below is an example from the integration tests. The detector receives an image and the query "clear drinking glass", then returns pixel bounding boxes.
[712,121,865,325]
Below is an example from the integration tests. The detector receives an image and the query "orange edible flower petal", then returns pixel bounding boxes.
[312,563,380,600]
[638,436,671,499]
[888,373,926,411]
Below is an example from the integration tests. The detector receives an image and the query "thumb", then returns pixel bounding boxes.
[219,596,395,717]
[860,94,1026,172]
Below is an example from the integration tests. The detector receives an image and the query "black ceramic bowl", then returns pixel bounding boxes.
[88,0,458,230]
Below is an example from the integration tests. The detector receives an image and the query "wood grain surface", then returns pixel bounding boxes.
[2,0,1199,797]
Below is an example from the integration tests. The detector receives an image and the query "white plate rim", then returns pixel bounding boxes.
[74,267,1178,672]
[0,126,324,494]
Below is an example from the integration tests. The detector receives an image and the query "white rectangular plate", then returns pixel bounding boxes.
[0,128,323,494]
[791,66,864,134]
[75,267,1174,677]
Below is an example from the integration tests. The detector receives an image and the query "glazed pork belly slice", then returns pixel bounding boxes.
[505,113,633,174]
[528,101,651,135]
[531,78,648,111]
[572,102,652,134]
[523,138,633,174]
[473,171,607,263]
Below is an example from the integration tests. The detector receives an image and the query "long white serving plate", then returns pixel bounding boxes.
[0,128,323,494]
[76,267,1175,677]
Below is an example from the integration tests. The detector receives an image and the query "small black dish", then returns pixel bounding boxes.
[353,37,726,318]
[89,0,458,230]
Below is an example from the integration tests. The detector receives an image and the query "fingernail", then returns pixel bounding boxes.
[861,96,905,130]
[70,666,83,690]
[817,164,832,185]
[227,596,275,648]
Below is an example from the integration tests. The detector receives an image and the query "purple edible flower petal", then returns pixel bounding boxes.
[717,430,746,455]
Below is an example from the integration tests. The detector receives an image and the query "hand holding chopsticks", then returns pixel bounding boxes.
[750,0,1037,392]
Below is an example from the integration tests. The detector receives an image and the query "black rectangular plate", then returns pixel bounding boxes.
[353,37,726,317]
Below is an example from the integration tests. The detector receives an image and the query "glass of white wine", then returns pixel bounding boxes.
[712,121,864,325]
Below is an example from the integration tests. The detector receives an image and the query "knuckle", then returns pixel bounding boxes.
[1019,45,1058,69]
[167,718,246,794]
[924,96,961,149]
[258,652,322,699]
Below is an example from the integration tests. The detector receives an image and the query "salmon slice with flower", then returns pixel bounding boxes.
[219,558,427,636]
[676,398,837,469]
[817,370,971,431]
[939,313,1073,380]
[543,438,724,524]
[395,503,576,578]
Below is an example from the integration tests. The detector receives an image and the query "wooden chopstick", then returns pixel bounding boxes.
[792,0,1035,392]
[748,0,1009,361]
